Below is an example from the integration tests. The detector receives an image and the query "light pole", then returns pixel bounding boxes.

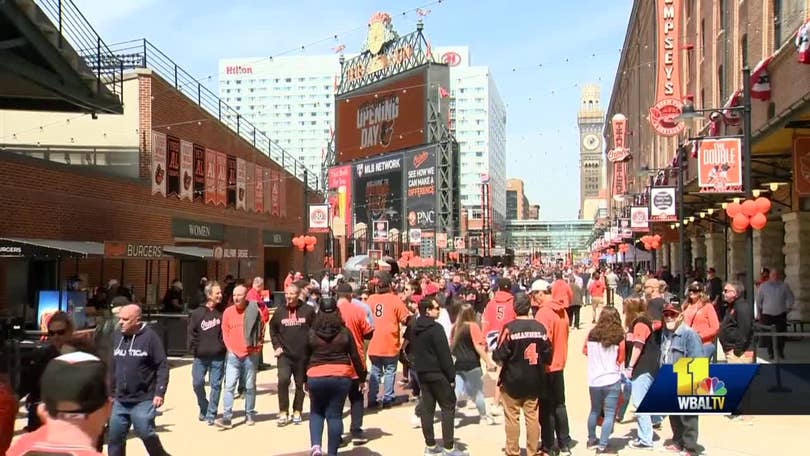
[676,67,753,310]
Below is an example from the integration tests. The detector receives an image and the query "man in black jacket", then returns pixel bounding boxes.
[719,281,754,363]
[411,297,468,456]
[492,292,552,456]
[188,281,226,425]
[269,284,315,426]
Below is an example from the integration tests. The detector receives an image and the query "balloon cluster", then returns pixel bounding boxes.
[292,235,317,252]
[448,251,460,261]
[641,234,662,250]
[725,197,771,233]
[619,243,630,254]
[400,250,415,260]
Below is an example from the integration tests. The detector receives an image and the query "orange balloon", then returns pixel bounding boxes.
[750,212,767,230]
[732,213,750,231]
[726,202,742,218]
[651,241,660,250]
[754,197,771,214]
[306,243,315,252]
[731,225,746,234]
[653,234,662,243]
[741,199,758,217]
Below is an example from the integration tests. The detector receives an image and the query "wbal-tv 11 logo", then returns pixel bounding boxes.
[637,358,758,415]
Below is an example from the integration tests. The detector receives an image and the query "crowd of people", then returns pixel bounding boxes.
[1,259,782,456]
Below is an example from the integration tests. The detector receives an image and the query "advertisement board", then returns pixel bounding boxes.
[630,206,649,232]
[698,138,742,193]
[308,204,330,233]
[327,165,353,235]
[404,146,437,231]
[352,153,404,233]
[336,70,426,164]
[650,187,677,222]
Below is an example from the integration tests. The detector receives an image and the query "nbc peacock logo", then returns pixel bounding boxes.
[673,358,727,412]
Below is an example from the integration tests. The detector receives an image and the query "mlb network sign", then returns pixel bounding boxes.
[637,358,757,415]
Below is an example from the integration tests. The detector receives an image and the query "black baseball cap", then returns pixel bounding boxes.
[41,352,108,417]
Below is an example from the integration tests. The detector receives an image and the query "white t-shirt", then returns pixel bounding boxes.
[586,341,622,387]
[436,308,453,343]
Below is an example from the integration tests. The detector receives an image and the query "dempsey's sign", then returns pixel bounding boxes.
[649,0,685,136]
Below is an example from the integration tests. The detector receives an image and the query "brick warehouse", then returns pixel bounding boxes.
[0,69,324,318]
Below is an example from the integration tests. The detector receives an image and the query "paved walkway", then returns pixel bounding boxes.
[12,303,810,455]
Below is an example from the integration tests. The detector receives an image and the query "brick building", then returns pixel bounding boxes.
[0,69,323,318]
[604,1,809,319]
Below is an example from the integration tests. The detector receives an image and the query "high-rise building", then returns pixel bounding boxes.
[218,55,342,175]
[528,204,540,220]
[577,84,606,220]
[435,46,508,227]
[506,178,530,220]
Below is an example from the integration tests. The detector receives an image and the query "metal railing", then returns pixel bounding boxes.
[104,38,318,191]
[34,0,123,102]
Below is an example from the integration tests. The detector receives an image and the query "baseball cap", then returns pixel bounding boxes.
[529,279,551,294]
[41,351,108,417]
[687,281,704,293]
[662,302,683,317]
[319,297,338,313]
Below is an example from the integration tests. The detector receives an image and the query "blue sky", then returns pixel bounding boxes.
[74,0,632,220]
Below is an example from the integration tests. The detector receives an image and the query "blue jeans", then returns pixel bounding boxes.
[368,355,398,405]
[703,342,716,361]
[108,400,160,456]
[309,376,352,455]
[221,351,259,421]
[192,356,224,421]
[631,373,656,446]
[456,368,487,417]
[617,375,633,421]
[588,380,621,448]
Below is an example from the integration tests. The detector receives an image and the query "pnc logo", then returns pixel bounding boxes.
[441,51,461,66]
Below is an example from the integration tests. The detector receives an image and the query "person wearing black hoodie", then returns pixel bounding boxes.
[305,298,367,456]
[270,283,316,426]
[411,296,468,456]
[188,281,226,425]
[108,304,169,456]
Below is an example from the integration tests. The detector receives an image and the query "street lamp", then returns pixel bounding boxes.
[674,67,753,312]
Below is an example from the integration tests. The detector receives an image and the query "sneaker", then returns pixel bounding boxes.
[292,411,302,424]
[351,433,368,445]
[558,445,572,456]
[277,414,289,427]
[245,415,255,426]
[595,447,617,455]
[586,439,600,449]
[198,413,206,422]
[443,447,469,456]
[483,414,497,425]
[213,418,232,430]
[628,439,653,450]
[309,445,322,456]
[663,443,682,453]
[411,414,421,428]
[424,445,443,455]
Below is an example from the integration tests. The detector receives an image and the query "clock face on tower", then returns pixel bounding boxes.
[583,134,600,151]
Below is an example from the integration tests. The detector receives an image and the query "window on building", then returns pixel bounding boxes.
[774,0,783,48]
[700,19,706,56]
[741,34,749,68]
[718,0,726,29]
[718,65,725,104]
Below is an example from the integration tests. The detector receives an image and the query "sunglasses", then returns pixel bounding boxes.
[48,329,68,336]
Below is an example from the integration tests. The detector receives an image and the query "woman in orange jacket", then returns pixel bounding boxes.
[682,282,720,360]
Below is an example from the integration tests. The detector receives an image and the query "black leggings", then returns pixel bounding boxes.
[566,306,581,329]
[277,355,306,414]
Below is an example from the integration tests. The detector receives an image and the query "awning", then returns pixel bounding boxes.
[162,246,213,259]
[0,238,104,257]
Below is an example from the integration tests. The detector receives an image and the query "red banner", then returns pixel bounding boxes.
[205,148,216,204]
[613,161,628,197]
[193,144,205,202]
[236,158,246,210]
[279,170,287,218]
[795,137,810,197]
[166,136,181,197]
[216,151,227,206]
[179,140,194,201]
[245,161,254,212]
[263,168,272,214]
[649,0,685,136]
[254,165,264,213]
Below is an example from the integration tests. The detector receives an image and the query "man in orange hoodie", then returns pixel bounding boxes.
[550,272,573,309]
[481,278,517,350]
[530,279,572,456]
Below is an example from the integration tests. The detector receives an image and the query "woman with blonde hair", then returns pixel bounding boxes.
[682,282,720,360]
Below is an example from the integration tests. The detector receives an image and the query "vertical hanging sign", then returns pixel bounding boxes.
[150,131,167,196]
[262,167,272,214]
[236,158,246,210]
[245,161,255,212]
[204,148,216,205]
[193,144,205,202]
[215,151,227,206]
[254,165,264,213]
[608,114,631,198]
[270,169,280,216]
[649,0,685,136]
[279,171,287,218]
[166,136,181,197]
[179,140,194,201]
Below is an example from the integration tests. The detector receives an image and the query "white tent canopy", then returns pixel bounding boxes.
[614,244,652,263]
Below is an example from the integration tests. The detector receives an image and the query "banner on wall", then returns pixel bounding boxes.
[179,140,194,201]
[226,155,237,207]
[698,138,743,193]
[352,153,404,233]
[279,170,287,218]
[151,131,166,196]
[270,169,280,216]
[205,148,216,204]
[236,158,246,210]
[215,151,227,206]
[193,144,205,202]
[405,146,437,231]
[245,162,255,212]
[166,136,181,197]
[253,165,264,213]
